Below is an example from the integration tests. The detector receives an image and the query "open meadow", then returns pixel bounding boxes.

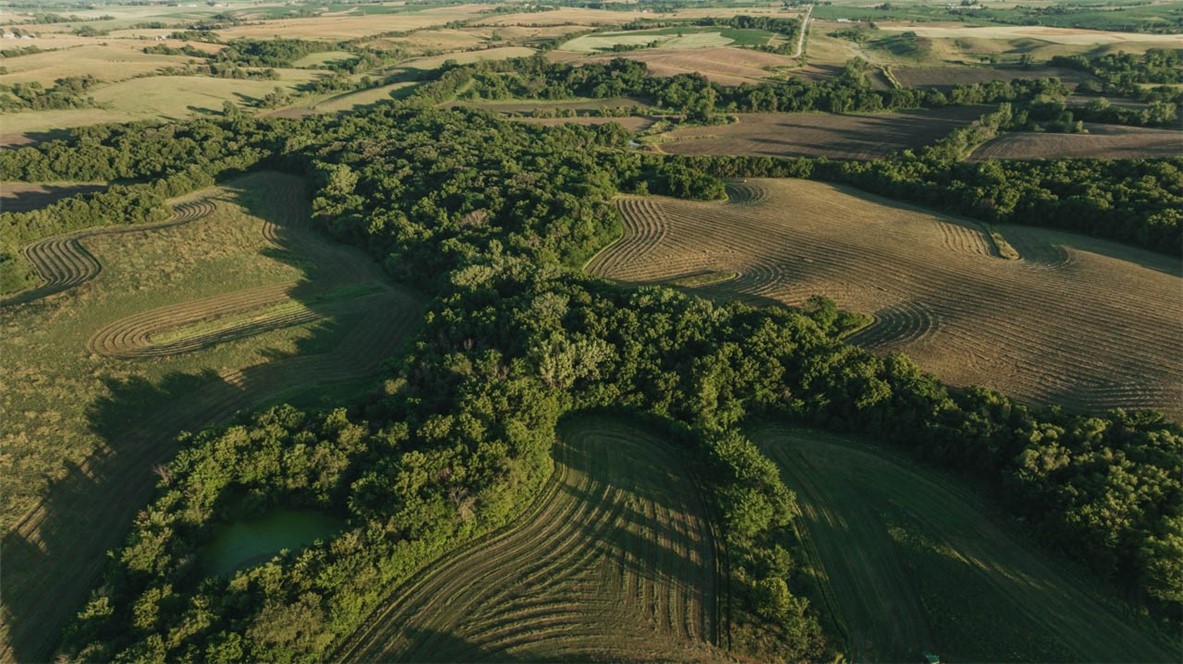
[562,46,800,86]
[0,172,423,661]
[586,179,1183,418]
[751,423,1177,662]
[656,107,985,160]
[334,415,722,663]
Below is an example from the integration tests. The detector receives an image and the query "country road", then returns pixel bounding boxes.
[792,4,812,58]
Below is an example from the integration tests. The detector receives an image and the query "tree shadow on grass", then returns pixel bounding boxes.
[0,172,424,662]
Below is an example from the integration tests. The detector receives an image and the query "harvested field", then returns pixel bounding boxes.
[0,43,190,86]
[658,107,986,160]
[877,24,1183,46]
[0,182,106,213]
[397,46,536,70]
[335,415,723,663]
[569,47,800,86]
[586,179,1182,418]
[214,5,494,40]
[512,116,655,132]
[0,172,424,662]
[969,124,1183,160]
[751,424,1176,662]
[889,65,1097,89]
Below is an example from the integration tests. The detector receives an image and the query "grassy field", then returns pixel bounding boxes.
[751,423,1177,662]
[656,107,986,160]
[586,179,1183,418]
[333,415,723,663]
[0,172,424,662]
[969,124,1183,160]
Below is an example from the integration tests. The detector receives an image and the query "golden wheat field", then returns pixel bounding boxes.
[586,179,1182,418]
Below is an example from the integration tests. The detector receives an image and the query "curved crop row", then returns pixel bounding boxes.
[333,417,721,664]
[753,424,1174,663]
[1,174,425,663]
[590,179,1183,417]
[2,199,217,307]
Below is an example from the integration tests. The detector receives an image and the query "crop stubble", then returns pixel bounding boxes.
[334,416,722,663]
[587,179,1182,418]
[0,173,424,662]
[751,423,1175,662]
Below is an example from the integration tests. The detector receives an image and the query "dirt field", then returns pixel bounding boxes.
[213,4,493,40]
[586,179,1182,418]
[334,415,722,663]
[889,65,1097,89]
[877,24,1183,45]
[969,124,1183,160]
[657,107,985,160]
[752,424,1176,662]
[0,172,424,662]
[566,47,800,86]
[0,182,106,212]
[512,116,655,132]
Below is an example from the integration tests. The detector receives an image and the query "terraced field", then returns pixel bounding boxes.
[334,416,723,663]
[0,172,424,662]
[586,179,1182,418]
[750,423,1176,663]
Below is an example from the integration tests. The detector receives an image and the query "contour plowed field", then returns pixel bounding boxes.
[334,416,723,663]
[586,179,1183,418]
[751,423,1175,663]
[1,199,217,307]
[657,108,986,160]
[968,124,1183,160]
[0,173,424,663]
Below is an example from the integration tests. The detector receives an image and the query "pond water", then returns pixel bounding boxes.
[201,509,343,577]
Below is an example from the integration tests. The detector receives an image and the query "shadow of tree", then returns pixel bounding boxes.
[1,172,424,662]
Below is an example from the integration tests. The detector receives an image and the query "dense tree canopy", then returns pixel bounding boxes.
[1,60,1178,660]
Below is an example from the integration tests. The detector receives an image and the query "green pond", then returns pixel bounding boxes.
[201,509,343,577]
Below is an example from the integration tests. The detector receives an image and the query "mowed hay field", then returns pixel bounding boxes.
[969,124,1183,160]
[0,172,423,662]
[658,107,985,160]
[586,179,1182,418]
[335,416,723,663]
[751,424,1176,662]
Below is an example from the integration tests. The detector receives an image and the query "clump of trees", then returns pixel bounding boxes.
[0,75,99,111]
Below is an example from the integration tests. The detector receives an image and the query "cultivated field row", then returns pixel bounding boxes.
[2,199,216,307]
[1,173,425,663]
[587,180,1182,418]
[753,424,1175,662]
[333,417,723,663]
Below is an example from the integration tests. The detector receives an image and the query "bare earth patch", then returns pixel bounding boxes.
[564,46,799,86]
[658,107,985,160]
[0,182,106,212]
[969,124,1183,160]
